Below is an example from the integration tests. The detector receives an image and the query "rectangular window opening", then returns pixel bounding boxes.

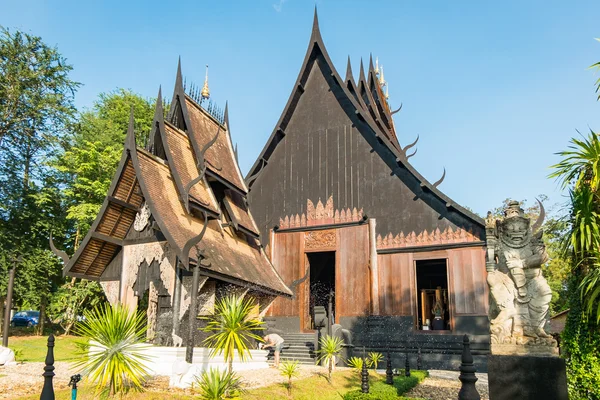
[416,259,450,331]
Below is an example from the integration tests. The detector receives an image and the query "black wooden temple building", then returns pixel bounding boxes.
[246,11,490,369]
[53,10,491,370]
[55,61,292,355]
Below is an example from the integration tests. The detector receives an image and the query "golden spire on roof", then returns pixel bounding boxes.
[201,64,210,100]
[375,57,380,75]
[379,66,386,88]
[385,84,389,100]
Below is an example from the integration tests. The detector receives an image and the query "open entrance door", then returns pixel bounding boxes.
[306,251,335,331]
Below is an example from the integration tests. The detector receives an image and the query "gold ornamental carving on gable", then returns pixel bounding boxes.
[304,229,336,250]
[376,226,481,249]
[279,195,364,229]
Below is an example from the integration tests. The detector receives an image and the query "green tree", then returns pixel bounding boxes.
[201,295,265,374]
[547,47,600,397]
[0,26,79,332]
[279,359,300,396]
[49,278,105,335]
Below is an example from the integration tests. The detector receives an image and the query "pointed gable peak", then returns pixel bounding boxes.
[125,106,136,150]
[359,58,367,83]
[156,86,164,114]
[369,53,375,72]
[175,57,184,92]
[345,56,354,84]
[310,6,323,43]
[224,101,230,128]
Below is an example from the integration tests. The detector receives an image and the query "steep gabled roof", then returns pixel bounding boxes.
[63,67,292,296]
[367,55,398,145]
[247,9,484,229]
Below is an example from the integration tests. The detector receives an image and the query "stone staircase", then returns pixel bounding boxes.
[267,332,316,365]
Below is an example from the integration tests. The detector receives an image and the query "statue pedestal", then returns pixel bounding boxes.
[488,355,568,400]
[491,343,558,356]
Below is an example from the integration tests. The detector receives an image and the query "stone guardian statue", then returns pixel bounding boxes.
[485,201,556,351]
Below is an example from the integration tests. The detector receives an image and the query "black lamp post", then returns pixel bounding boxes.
[361,346,369,393]
[2,255,20,348]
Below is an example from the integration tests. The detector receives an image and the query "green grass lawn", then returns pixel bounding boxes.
[8,334,86,362]
[15,369,428,400]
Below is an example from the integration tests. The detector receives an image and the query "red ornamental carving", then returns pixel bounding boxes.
[376,227,480,249]
[278,196,364,229]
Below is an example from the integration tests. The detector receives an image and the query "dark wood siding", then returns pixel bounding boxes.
[268,231,305,316]
[377,253,415,316]
[376,247,487,320]
[337,225,371,317]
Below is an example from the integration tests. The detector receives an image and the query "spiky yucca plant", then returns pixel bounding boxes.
[347,356,364,374]
[74,303,150,397]
[202,294,264,373]
[196,368,242,400]
[367,352,383,370]
[279,359,300,395]
[316,335,344,383]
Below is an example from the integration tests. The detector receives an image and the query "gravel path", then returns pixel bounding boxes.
[1,362,487,399]
[405,370,489,400]
[0,362,75,399]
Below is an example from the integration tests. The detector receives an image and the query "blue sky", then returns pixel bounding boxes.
[2,0,599,216]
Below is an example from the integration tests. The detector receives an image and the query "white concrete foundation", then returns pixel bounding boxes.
[89,343,269,389]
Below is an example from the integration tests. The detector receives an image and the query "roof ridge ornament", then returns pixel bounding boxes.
[375,57,380,75]
[345,56,354,84]
[311,6,321,42]
[201,64,210,101]
[432,168,446,188]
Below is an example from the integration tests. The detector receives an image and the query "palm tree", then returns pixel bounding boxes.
[201,294,264,374]
[316,335,344,383]
[279,359,300,396]
[73,303,150,398]
[550,130,600,321]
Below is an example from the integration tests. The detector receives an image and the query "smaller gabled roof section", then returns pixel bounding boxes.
[184,97,247,193]
[63,113,144,280]
[132,143,291,296]
[223,189,260,237]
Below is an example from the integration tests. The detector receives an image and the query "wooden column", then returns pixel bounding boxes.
[368,218,379,315]
[186,264,201,363]
[171,260,182,336]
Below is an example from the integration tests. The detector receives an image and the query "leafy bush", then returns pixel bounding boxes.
[348,356,364,373]
[342,370,428,400]
[561,276,600,399]
[366,352,383,370]
[201,295,264,374]
[316,335,344,383]
[279,359,300,396]
[73,303,150,398]
[196,367,243,400]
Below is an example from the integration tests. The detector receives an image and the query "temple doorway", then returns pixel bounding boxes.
[416,259,450,331]
[307,251,335,330]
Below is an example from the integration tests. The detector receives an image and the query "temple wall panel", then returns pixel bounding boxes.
[268,231,305,317]
[377,252,415,316]
[336,225,370,317]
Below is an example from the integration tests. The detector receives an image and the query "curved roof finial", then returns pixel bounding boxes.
[126,106,136,150]
[375,57,380,75]
[311,5,322,42]
[201,64,210,100]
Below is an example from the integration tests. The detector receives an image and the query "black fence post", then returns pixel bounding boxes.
[40,333,55,400]
[386,350,394,385]
[361,346,369,393]
[458,334,481,400]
